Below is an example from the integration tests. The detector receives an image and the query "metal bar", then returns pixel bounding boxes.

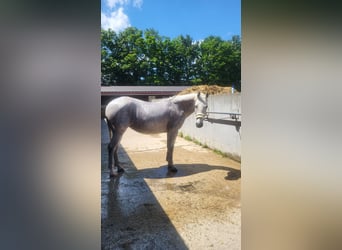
[205,111,241,122]
[204,117,241,132]
[206,111,241,116]
[205,118,241,126]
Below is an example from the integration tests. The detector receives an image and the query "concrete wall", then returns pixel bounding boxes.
[179,93,241,161]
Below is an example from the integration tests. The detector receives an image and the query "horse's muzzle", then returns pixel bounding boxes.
[196,118,203,128]
[195,113,205,128]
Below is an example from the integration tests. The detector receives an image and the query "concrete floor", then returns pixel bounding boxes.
[101,120,241,249]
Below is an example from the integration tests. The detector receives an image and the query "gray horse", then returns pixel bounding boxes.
[104,92,208,177]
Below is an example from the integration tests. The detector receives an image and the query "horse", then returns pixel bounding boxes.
[104,92,209,177]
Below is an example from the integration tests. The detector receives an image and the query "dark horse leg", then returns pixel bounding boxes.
[108,133,124,177]
[106,118,125,177]
[166,129,178,172]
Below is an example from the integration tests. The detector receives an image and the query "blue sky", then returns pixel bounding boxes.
[101,0,240,41]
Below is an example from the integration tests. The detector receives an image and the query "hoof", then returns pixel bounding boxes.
[168,166,178,173]
[109,169,118,178]
[117,167,124,173]
[109,171,117,178]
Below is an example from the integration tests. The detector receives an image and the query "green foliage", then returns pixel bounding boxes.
[101,28,241,88]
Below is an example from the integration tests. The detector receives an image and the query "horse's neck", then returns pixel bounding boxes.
[171,94,196,115]
[172,93,196,102]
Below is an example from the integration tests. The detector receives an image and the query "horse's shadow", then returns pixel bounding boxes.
[136,164,241,180]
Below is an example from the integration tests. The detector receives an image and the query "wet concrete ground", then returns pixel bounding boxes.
[101,120,241,249]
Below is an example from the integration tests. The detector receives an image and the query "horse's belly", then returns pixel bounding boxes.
[130,120,168,134]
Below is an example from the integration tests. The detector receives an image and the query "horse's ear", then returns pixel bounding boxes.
[197,92,200,98]
[206,93,209,98]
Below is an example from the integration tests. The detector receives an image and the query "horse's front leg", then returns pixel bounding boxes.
[166,129,178,172]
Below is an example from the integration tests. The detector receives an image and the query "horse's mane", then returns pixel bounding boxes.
[170,93,196,104]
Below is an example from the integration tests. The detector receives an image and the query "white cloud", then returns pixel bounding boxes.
[102,0,143,31]
[101,7,131,32]
[105,0,142,9]
[106,0,129,9]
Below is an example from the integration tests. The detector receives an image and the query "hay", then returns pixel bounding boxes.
[178,85,238,95]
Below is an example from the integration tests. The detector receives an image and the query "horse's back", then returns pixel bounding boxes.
[105,96,136,121]
[105,96,185,133]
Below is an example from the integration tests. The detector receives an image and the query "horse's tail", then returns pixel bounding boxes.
[104,116,115,140]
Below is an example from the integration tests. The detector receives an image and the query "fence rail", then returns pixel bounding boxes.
[206,111,241,121]
[204,111,241,132]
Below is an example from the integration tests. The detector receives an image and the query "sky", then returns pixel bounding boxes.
[101,0,241,41]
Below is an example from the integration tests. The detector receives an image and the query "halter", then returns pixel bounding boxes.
[194,92,208,120]
[195,113,207,119]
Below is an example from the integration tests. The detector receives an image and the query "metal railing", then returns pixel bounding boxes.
[204,111,241,132]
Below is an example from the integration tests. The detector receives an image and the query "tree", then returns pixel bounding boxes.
[117,27,147,84]
[143,29,165,84]
[168,35,199,84]
[101,29,118,84]
[101,27,241,89]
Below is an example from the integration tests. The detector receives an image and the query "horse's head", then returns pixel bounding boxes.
[195,92,209,128]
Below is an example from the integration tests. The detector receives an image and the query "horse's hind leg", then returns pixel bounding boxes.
[114,146,124,173]
[108,131,124,177]
[108,141,115,177]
